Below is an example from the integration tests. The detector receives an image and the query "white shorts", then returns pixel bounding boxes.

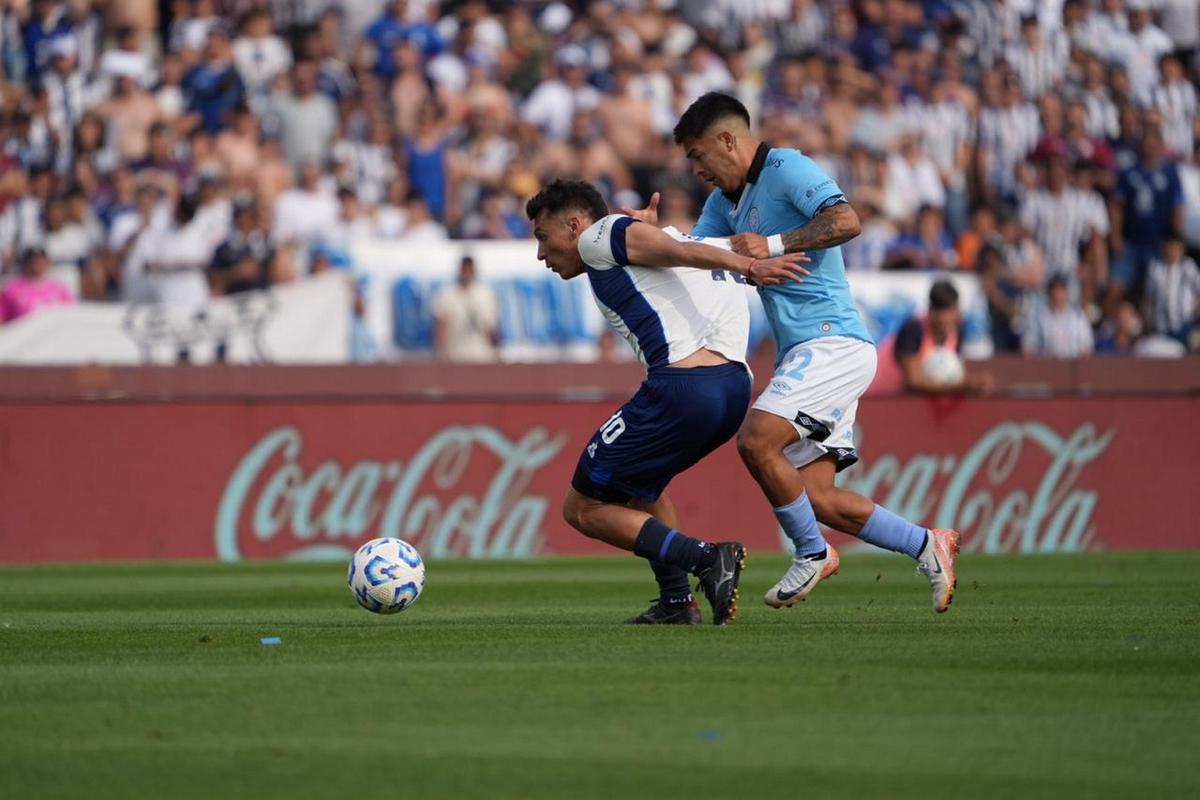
[752,336,878,471]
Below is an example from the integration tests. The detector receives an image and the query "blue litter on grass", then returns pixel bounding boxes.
[700,730,720,742]
[260,637,282,646]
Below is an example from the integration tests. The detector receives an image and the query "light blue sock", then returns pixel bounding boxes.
[858,505,927,559]
[773,490,828,559]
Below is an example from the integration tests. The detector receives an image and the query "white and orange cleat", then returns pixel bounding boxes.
[764,545,840,608]
[917,528,960,613]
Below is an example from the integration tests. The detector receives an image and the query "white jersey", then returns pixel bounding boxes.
[577,214,750,370]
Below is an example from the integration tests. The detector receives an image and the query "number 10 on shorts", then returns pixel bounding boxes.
[599,411,626,444]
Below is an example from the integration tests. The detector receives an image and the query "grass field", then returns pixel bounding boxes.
[1,552,1198,799]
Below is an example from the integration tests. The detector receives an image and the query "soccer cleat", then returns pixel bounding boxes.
[624,598,702,625]
[693,542,746,626]
[764,545,840,608]
[917,528,961,613]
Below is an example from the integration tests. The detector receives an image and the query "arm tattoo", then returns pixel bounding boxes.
[781,203,860,254]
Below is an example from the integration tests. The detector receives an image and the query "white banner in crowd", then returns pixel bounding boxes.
[352,238,993,362]
[0,272,353,364]
[0,241,990,365]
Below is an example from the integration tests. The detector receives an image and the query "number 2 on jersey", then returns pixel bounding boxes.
[782,349,813,382]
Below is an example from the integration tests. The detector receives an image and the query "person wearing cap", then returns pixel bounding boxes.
[0,246,74,323]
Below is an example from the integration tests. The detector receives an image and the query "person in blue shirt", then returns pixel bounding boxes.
[628,93,961,613]
[365,0,443,81]
[183,27,245,134]
[1108,127,1184,309]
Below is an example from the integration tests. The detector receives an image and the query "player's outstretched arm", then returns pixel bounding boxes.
[730,202,863,259]
[623,219,810,286]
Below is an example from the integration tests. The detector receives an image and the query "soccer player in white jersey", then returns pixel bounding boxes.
[526,178,809,625]
[634,93,961,613]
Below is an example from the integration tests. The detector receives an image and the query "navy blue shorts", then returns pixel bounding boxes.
[572,361,751,504]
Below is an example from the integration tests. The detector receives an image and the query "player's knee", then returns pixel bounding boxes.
[736,426,772,469]
[561,492,601,538]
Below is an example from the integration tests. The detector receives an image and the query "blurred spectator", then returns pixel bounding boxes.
[893,280,988,394]
[400,192,447,241]
[883,205,956,271]
[405,100,452,222]
[183,26,245,134]
[0,246,73,322]
[885,135,946,221]
[275,60,338,167]
[1007,14,1067,99]
[273,161,337,248]
[1096,301,1144,355]
[521,44,600,142]
[1019,156,1108,279]
[1022,274,1095,357]
[1108,127,1184,308]
[1153,54,1197,158]
[1143,233,1200,347]
[432,255,498,362]
[209,196,272,295]
[366,0,442,81]
[124,179,229,310]
[844,199,898,271]
[233,8,292,106]
[1113,4,1173,102]
[461,189,528,239]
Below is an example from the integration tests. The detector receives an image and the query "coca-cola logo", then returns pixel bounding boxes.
[214,425,567,561]
[839,421,1116,553]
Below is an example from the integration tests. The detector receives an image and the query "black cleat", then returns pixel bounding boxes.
[624,599,702,625]
[694,542,746,626]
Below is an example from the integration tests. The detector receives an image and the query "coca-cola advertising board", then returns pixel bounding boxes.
[0,397,1196,563]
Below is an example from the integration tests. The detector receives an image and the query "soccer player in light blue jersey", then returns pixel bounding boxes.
[630,93,961,613]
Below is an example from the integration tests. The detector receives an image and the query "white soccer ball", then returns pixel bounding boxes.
[348,538,426,614]
[921,348,965,386]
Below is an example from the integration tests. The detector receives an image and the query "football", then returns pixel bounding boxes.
[348,538,426,614]
[921,347,965,386]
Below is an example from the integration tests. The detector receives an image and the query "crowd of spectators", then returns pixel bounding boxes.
[0,0,1197,357]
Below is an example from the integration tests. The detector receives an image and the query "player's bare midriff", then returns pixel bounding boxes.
[669,348,730,368]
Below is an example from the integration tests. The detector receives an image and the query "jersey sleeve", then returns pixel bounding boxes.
[691,192,734,238]
[779,151,847,219]
[577,214,638,270]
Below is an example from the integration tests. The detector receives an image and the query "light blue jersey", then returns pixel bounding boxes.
[692,144,873,362]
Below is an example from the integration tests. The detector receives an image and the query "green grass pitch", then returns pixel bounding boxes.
[1,552,1198,799]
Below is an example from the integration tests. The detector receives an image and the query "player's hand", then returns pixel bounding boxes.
[620,192,660,225]
[730,232,770,258]
[747,253,810,286]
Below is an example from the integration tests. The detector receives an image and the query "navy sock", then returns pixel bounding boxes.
[648,560,693,604]
[634,518,717,573]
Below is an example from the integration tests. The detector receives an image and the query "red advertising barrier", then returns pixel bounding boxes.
[0,396,1197,563]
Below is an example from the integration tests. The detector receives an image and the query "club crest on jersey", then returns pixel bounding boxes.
[748,206,761,231]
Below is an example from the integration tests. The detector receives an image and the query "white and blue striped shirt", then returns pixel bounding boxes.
[578,215,750,371]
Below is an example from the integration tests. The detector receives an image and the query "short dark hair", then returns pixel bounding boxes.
[673,92,751,145]
[525,179,608,224]
[929,280,959,310]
